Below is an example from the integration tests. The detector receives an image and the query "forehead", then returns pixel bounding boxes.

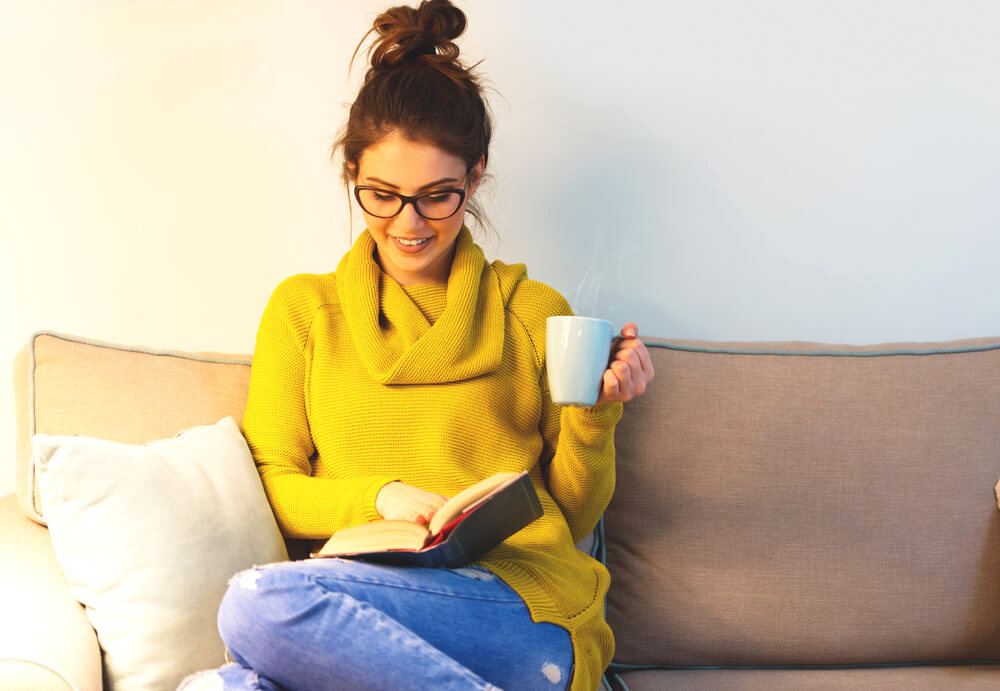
[357,132,465,189]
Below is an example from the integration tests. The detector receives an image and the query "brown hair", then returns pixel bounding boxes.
[333,0,493,230]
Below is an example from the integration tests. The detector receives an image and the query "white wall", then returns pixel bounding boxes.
[3,0,999,496]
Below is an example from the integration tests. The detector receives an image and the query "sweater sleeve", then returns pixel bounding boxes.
[241,275,397,540]
[508,279,623,543]
[539,377,623,544]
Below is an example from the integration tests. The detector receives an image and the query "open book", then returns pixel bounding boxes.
[311,471,543,568]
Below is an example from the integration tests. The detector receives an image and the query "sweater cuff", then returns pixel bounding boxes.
[563,400,623,430]
[363,477,401,523]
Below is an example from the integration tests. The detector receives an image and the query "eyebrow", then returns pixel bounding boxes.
[363,176,460,191]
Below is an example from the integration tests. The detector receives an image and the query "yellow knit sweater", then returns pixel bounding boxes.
[242,227,623,690]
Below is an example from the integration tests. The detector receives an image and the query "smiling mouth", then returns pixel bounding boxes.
[394,237,431,246]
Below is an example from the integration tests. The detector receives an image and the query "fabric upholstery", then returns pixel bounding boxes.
[0,662,74,691]
[14,331,252,525]
[0,493,101,691]
[606,337,1000,667]
[609,665,1000,690]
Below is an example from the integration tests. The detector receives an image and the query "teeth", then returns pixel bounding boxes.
[397,237,430,246]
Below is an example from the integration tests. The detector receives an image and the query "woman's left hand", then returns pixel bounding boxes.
[594,322,655,407]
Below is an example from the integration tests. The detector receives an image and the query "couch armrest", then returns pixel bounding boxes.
[0,493,102,691]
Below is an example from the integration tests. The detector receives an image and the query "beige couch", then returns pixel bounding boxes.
[3,331,1000,690]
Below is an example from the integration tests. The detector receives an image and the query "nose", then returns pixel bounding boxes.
[393,199,425,232]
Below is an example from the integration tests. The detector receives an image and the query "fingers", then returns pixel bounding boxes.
[611,322,654,381]
[376,482,448,523]
[615,345,643,372]
[411,494,447,525]
[635,341,655,381]
[608,358,635,398]
[610,322,639,351]
[405,503,439,525]
[409,512,430,526]
[602,367,621,398]
[594,322,655,406]
[612,340,654,384]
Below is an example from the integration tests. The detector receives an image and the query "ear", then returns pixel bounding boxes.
[468,155,486,196]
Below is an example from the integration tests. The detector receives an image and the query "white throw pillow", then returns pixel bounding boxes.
[32,416,288,691]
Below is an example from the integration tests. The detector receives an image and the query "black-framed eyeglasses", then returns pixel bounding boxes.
[353,175,469,220]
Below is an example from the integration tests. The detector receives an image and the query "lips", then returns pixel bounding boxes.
[392,236,432,253]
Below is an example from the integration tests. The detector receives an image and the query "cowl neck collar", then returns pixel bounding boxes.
[336,226,525,385]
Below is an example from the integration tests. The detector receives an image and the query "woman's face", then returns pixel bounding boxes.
[355,131,483,286]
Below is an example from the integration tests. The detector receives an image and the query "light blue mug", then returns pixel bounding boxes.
[546,316,615,407]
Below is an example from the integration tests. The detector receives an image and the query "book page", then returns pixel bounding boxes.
[318,519,429,555]
[427,472,523,535]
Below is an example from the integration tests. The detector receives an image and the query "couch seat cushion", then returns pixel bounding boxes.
[610,665,1000,690]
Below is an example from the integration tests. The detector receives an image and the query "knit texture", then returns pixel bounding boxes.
[242,227,623,690]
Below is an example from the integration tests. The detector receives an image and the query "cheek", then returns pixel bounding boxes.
[437,216,465,238]
[363,213,388,236]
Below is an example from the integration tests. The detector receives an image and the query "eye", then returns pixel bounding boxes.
[372,191,397,202]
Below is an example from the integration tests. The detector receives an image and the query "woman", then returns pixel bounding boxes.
[183,1,653,689]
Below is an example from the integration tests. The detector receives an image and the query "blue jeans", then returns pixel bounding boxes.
[193,558,574,690]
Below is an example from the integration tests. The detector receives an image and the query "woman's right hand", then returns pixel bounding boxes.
[375,481,448,525]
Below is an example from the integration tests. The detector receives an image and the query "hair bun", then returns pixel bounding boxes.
[369,0,467,69]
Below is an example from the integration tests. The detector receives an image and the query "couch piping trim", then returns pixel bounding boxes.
[607,659,1000,673]
[26,330,252,520]
[645,341,1000,357]
[610,672,629,691]
[0,657,82,691]
[29,329,252,365]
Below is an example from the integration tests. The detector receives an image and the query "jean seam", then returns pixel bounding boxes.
[310,573,523,604]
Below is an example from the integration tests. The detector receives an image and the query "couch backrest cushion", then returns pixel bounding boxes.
[14,331,252,525]
[606,337,1000,668]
